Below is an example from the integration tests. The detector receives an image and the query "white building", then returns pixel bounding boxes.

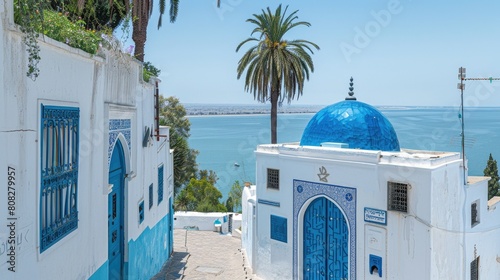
[0,1,174,279]
[242,81,500,280]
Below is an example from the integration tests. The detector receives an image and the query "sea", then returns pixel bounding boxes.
[188,107,500,198]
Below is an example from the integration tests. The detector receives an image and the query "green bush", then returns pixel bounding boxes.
[143,61,161,82]
[36,10,102,54]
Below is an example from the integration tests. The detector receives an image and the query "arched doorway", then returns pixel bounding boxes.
[303,197,349,279]
[108,140,125,279]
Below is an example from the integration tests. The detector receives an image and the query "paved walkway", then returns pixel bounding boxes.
[151,229,255,280]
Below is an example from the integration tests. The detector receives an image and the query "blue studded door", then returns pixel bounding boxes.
[303,197,348,280]
[108,141,125,279]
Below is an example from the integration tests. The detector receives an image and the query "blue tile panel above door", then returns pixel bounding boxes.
[108,119,131,167]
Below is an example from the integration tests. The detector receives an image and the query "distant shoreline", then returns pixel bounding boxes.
[185,105,323,116]
[184,104,499,116]
[187,112,318,117]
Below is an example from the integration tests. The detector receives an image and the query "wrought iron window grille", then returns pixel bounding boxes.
[387,182,408,213]
[267,168,280,190]
[40,105,80,252]
[158,165,164,205]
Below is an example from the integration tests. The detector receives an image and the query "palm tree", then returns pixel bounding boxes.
[132,1,220,62]
[236,5,319,144]
[132,0,179,62]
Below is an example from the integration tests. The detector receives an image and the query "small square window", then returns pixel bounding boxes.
[267,168,280,190]
[388,182,408,213]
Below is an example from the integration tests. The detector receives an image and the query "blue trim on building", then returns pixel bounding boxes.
[88,261,109,280]
[127,214,170,280]
[257,199,280,207]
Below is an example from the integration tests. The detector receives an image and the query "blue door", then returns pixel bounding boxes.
[108,141,125,279]
[303,197,348,279]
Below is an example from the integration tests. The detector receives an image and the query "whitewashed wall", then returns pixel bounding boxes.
[241,185,256,268]
[249,144,500,280]
[463,176,500,280]
[174,211,240,232]
[0,2,173,279]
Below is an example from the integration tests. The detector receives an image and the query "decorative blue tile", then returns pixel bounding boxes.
[293,179,356,280]
[270,215,287,243]
[109,119,131,131]
[108,119,131,166]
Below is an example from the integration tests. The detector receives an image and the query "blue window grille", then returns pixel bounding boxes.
[139,200,145,224]
[149,184,153,209]
[40,104,80,252]
[158,165,164,205]
[270,215,287,243]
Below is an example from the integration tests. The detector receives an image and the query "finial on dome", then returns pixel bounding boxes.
[345,76,356,100]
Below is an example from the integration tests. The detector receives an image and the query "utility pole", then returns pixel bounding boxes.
[457,67,500,185]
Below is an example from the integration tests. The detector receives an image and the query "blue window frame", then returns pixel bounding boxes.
[270,215,287,243]
[158,165,164,205]
[139,200,144,224]
[149,184,153,209]
[40,104,80,252]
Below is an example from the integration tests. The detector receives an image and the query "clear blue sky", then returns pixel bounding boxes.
[134,0,500,106]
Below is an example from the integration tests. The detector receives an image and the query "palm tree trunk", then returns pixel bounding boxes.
[132,14,148,62]
[270,83,280,144]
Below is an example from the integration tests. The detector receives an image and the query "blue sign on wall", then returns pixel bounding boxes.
[364,208,387,225]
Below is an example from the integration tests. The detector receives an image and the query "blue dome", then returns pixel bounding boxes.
[300,100,400,151]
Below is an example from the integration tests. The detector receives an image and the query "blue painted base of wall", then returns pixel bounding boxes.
[126,213,171,280]
[88,261,109,280]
